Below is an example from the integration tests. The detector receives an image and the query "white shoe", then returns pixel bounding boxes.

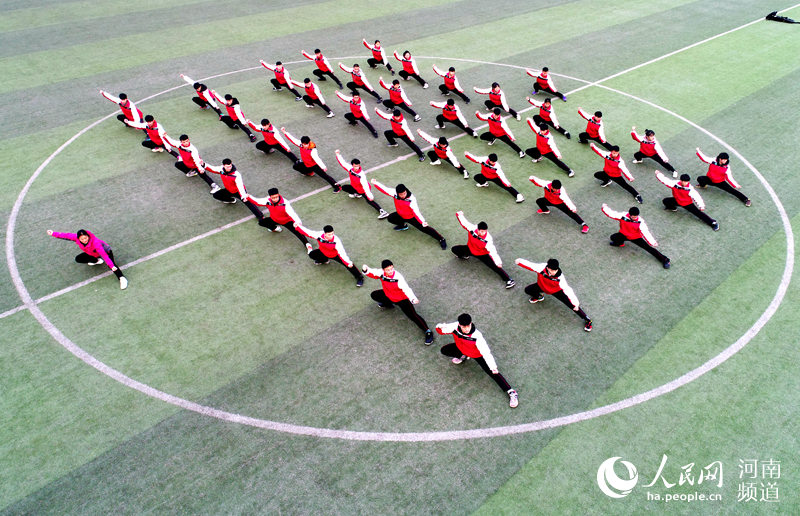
[434,124,445,129]
[505,280,516,289]
[387,143,399,147]
[515,114,521,121]
[150,147,162,153]
[472,132,478,138]
[209,184,221,194]
[476,182,489,188]
[430,160,441,166]
[305,104,314,108]
[348,193,362,198]
[532,157,542,163]
[631,159,642,164]
[487,139,495,146]
[508,389,519,408]
[568,170,575,178]
[451,355,467,364]
[88,258,104,266]
[519,151,526,158]
[378,209,390,219]
[413,115,421,122]
[306,243,313,254]
[515,193,525,203]
[326,112,335,118]
[672,170,678,178]
[119,276,128,290]
[185,170,198,177]
[271,226,283,233]
[463,170,470,179]
[423,83,429,89]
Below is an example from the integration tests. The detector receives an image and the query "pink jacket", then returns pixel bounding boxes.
[51,230,115,268]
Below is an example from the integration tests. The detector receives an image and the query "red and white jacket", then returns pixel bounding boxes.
[515,258,580,307]
[417,130,461,166]
[476,111,515,139]
[527,119,562,158]
[375,109,413,138]
[203,163,247,195]
[363,266,417,303]
[601,204,658,246]
[590,143,633,181]
[655,171,705,208]
[210,90,247,122]
[282,129,327,170]
[362,39,388,63]
[290,79,326,104]
[526,68,557,92]
[393,51,420,75]
[245,194,301,225]
[456,211,502,267]
[696,148,740,188]
[372,180,426,224]
[430,100,468,126]
[435,321,497,369]
[336,91,371,120]
[339,63,376,91]
[464,152,511,186]
[336,151,375,200]
[301,50,333,73]
[295,224,353,267]
[163,135,203,169]
[578,108,606,142]
[529,175,577,211]
[527,98,562,128]
[475,86,511,112]
[379,78,412,106]
[100,90,143,123]
[432,65,464,93]
[631,129,668,161]
[246,120,291,151]
[180,74,219,110]
[125,119,168,147]
[260,60,292,85]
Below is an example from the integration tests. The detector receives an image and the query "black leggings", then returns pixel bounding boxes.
[634,152,676,173]
[525,148,572,174]
[535,198,585,226]
[219,116,255,139]
[485,100,518,118]
[255,141,299,163]
[594,172,640,198]
[439,85,470,103]
[174,162,215,187]
[533,82,562,98]
[367,58,393,73]
[312,69,343,88]
[384,132,424,158]
[344,113,378,135]
[257,218,309,246]
[398,70,427,87]
[346,82,382,101]
[307,250,363,280]
[532,115,567,135]
[212,190,266,219]
[269,79,302,98]
[191,96,222,115]
[523,283,590,322]
[697,176,749,203]
[426,152,465,173]
[451,245,511,282]
[440,344,512,392]
[141,139,178,157]
[662,198,716,226]
[302,96,332,113]
[76,251,124,279]
[474,174,519,198]
[610,234,669,264]
[436,115,475,136]
[480,132,523,154]
[382,99,417,117]
[292,162,340,189]
[370,290,428,332]
[386,212,444,242]
[578,133,613,150]
[340,185,383,212]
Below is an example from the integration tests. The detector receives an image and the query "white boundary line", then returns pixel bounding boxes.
[5,10,796,440]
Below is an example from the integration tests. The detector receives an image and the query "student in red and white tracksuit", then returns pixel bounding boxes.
[363,39,394,74]
[527,97,570,138]
[577,108,612,150]
[526,67,567,101]
[394,50,428,88]
[362,259,434,344]
[529,176,588,233]
[432,65,470,103]
[417,130,468,178]
[246,118,299,164]
[656,171,719,230]
[339,63,383,102]
[100,90,143,126]
[601,204,670,268]
[335,150,389,219]
[436,313,519,408]
[525,120,575,176]
[124,115,179,157]
[180,74,222,115]
[430,99,477,137]
[475,83,519,119]
[476,109,525,157]
[47,229,128,289]
[590,143,642,202]
[375,108,425,161]
[464,151,524,202]
[202,159,268,221]
[260,60,303,100]
[244,188,312,248]
[290,78,335,117]
[452,211,515,288]
[209,91,257,142]
[301,49,344,88]
[515,258,593,331]
[379,77,419,120]
[336,91,379,138]
[295,223,364,285]
[163,134,220,193]
[695,148,750,206]
[281,128,342,193]
[631,127,677,176]
[371,180,447,249]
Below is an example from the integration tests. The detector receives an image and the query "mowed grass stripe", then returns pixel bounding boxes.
[0,0,461,95]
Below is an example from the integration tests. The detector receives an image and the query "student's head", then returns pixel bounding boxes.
[610,145,620,157]
[457,313,472,330]
[679,174,691,185]
[629,206,640,219]
[492,108,501,116]
[351,91,361,100]
[323,225,334,239]
[261,118,270,126]
[381,259,394,274]
[144,115,154,123]
[644,129,655,140]
[392,79,400,86]
[594,111,603,119]
[395,183,408,199]
[403,50,411,59]
[446,98,455,106]
[314,48,321,54]
[393,109,402,118]
[224,93,233,101]
[476,221,488,238]
[300,136,311,145]
[179,134,190,145]
[118,93,128,100]
[546,258,559,274]
[351,158,361,167]
[353,63,360,70]
[76,229,90,245]
[304,78,311,84]
[488,153,498,163]
[276,61,283,66]
[491,82,500,90]
[193,82,201,90]
[542,66,549,73]
[543,98,552,106]
[438,137,448,146]
[374,40,381,46]
[268,187,280,202]
[717,152,729,165]
[448,67,456,73]
[551,179,562,191]
[539,122,549,132]
[222,158,233,171]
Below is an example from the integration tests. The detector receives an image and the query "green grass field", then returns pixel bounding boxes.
[2,1,799,513]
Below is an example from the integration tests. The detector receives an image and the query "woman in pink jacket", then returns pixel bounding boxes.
[47,229,128,289]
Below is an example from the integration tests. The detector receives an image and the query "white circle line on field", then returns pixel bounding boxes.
[6,50,793,441]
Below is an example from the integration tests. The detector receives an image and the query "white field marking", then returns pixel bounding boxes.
[5,16,795,440]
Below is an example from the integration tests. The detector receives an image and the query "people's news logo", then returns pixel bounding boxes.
[595,455,782,504]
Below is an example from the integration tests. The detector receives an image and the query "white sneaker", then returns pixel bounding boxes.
[672,170,679,178]
[515,193,525,203]
[472,132,478,138]
[271,226,283,233]
[348,193,362,198]
[119,276,128,290]
[532,157,542,163]
[435,124,444,129]
[150,147,162,153]
[508,389,519,408]
[185,170,198,177]
[210,184,221,194]
[476,182,489,188]
[505,280,516,289]
[515,113,521,121]
[88,258,104,266]
[430,159,441,166]
[326,112,335,118]
[305,104,314,108]
[306,243,313,254]
[487,139,495,145]
[423,83,429,89]
[451,355,467,364]
[568,170,575,178]
[631,159,642,164]
[378,209,390,219]
[414,114,421,122]
[463,170,469,179]
[519,151,526,158]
